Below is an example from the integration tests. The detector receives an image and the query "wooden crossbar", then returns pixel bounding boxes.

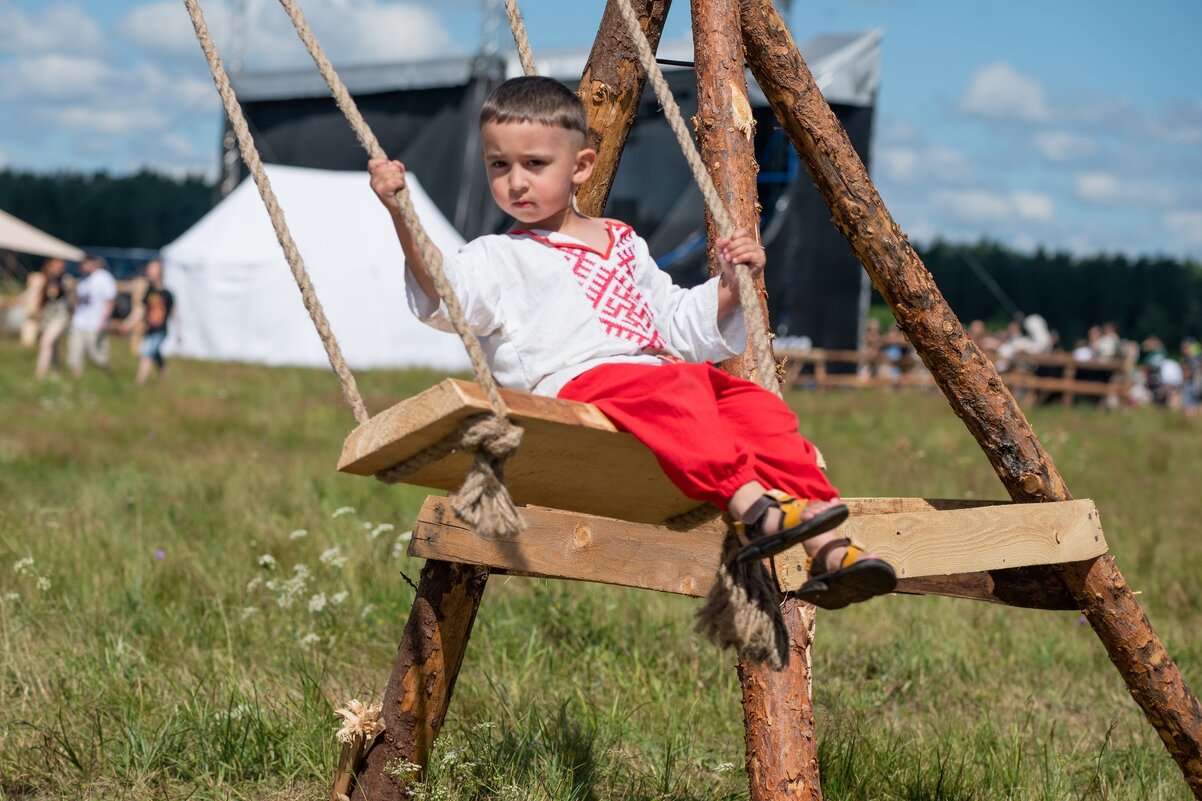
[408,496,1107,609]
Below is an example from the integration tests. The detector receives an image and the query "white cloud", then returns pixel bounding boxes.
[1033,131,1098,162]
[1164,211,1202,249]
[0,55,114,101]
[960,62,1051,123]
[0,2,105,55]
[45,107,170,136]
[932,189,1054,224]
[933,189,1012,222]
[117,1,228,59]
[877,146,970,185]
[1012,191,1054,221]
[1075,172,1122,203]
[121,0,464,69]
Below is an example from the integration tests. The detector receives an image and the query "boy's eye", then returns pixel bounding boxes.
[489,160,507,169]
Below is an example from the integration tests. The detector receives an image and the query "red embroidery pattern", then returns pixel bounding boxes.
[560,224,666,350]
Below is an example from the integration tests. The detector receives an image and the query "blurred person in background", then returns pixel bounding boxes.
[120,259,175,384]
[67,254,117,378]
[33,258,72,380]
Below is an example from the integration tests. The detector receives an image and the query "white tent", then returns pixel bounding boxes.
[0,209,84,261]
[162,164,470,371]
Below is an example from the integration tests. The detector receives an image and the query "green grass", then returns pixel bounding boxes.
[0,339,1198,800]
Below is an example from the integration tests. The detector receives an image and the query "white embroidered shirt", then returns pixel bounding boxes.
[405,220,747,396]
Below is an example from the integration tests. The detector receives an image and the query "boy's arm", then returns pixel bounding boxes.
[368,158,441,304]
[715,229,766,320]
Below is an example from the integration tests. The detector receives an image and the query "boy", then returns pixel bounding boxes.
[370,76,895,609]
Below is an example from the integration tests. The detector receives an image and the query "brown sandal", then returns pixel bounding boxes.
[794,538,897,609]
[734,490,849,563]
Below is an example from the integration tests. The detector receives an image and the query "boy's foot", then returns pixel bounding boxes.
[795,538,897,610]
[734,491,849,563]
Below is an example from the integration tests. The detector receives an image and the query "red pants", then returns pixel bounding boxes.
[557,361,837,510]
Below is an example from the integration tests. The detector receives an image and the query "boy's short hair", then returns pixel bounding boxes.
[480,76,587,138]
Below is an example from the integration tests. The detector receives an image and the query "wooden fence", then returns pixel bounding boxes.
[779,347,1137,406]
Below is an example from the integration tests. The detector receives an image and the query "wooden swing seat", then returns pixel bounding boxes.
[340,378,1109,608]
[338,377,705,523]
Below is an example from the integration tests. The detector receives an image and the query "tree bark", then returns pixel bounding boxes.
[575,0,673,216]
[739,1,1202,795]
[349,559,490,800]
[693,1,822,798]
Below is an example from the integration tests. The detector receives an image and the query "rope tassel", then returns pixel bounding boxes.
[375,415,525,539]
[449,416,525,539]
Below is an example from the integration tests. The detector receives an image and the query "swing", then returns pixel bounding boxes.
[181,0,1108,629]
[181,1,1202,799]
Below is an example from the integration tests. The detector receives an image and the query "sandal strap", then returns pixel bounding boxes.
[805,538,866,575]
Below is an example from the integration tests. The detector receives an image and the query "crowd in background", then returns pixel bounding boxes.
[20,255,175,385]
[862,313,1201,416]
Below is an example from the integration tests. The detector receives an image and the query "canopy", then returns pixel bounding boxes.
[0,209,85,261]
[162,164,470,371]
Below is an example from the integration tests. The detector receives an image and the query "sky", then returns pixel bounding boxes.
[1,0,1200,260]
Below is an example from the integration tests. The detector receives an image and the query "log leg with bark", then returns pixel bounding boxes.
[739,0,1202,795]
[694,0,823,797]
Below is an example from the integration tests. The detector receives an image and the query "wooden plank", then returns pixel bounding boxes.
[410,496,1107,601]
[774,499,1106,592]
[338,378,701,524]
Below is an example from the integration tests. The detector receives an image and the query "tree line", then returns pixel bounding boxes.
[0,168,212,251]
[2,168,1200,347]
[912,239,1202,350]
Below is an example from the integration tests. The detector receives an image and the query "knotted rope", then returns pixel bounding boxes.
[271,0,525,539]
[612,0,781,396]
[503,0,538,77]
[185,0,524,539]
[182,0,368,425]
[610,0,795,666]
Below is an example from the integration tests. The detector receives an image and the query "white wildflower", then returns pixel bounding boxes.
[257,554,278,570]
[297,631,320,648]
[360,603,377,619]
[331,506,355,518]
[331,591,349,606]
[36,576,51,592]
[292,563,311,580]
[246,576,263,593]
[363,521,373,530]
[308,593,328,613]
[2,592,19,602]
[320,546,348,569]
[368,523,395,541]
[13,557,34,575]
[289,529,308,540]
[240,606,259,620]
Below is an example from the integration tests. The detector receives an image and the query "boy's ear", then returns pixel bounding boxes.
[573,147,598,185]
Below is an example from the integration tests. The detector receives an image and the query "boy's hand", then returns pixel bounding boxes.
[368,158,408,213]
[716,228,765,278]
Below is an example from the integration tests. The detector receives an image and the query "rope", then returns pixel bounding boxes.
[182,0,369,424]
[271,0,524,539]
[274,0,509,422]
[612,0,781,395]
[503,0,538,77]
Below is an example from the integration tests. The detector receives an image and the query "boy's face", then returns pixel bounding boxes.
[481,120,595,229]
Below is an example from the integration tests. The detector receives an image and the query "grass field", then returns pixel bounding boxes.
[1,339,1199,800]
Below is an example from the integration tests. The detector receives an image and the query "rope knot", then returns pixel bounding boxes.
[450,414,525,540]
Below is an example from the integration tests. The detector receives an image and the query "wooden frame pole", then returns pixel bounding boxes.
[576,0,674,216]
[692,0,822,797]
[349,560,490,799]
[738,1,1202,794]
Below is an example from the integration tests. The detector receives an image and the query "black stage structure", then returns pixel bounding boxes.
[225,32,882,350]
